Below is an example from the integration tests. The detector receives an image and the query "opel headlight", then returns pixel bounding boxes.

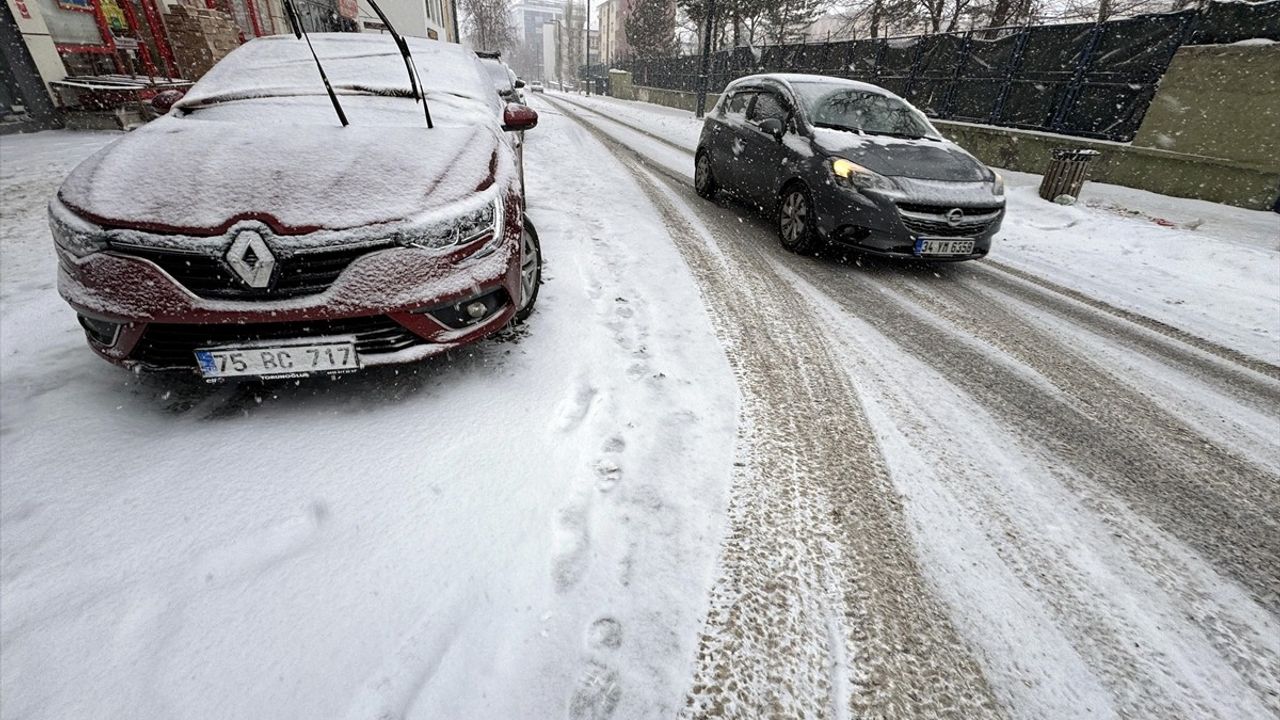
[991,170,1005,196]
[830,158,896,191]
[401,198,504,250]
[49,198,108,258]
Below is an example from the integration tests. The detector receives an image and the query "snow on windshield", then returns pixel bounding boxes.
[793,82,939,139]
[178,33,494,109]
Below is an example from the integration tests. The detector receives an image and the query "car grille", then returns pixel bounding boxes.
[131,316,422,368]
[896,203,1003,238]
[113,242,391,300]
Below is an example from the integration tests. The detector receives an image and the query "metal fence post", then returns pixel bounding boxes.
[1051,21,1104,132]
[871,39,887,81]
[939,32,972,120]
[991,27,1029,125]
[903,37,926,99]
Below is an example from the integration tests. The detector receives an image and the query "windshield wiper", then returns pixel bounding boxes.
[366,0,433,129]
[283,0,348,127]
[813,122,929,140]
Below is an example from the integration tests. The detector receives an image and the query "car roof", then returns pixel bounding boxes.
[179,33,494,108]
[726,73,894,99]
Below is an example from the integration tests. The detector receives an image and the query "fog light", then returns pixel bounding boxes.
[77,314,122,346]
[465,301,488,319]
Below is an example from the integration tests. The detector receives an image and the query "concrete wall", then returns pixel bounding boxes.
[606,52,1280,210]
[1134,43,1280,171]
[934,121,1278,210]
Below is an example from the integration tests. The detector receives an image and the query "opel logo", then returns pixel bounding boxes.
[225,230,276,288]
[946,208,964,227]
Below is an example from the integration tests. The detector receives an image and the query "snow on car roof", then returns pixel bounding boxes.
[178,33,495,109]
[728,73,897,99]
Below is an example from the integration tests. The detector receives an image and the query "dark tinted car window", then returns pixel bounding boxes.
[748,93,788,125]
[723,91,753,118]
[793,83,939,139]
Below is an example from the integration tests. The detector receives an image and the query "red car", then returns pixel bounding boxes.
[50,32,541,381]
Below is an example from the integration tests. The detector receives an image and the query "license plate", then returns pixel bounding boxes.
[194,337,360,379]
[914,238,975,256]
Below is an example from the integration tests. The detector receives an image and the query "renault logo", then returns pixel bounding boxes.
[946,208,964,226]
[225,230,275,288]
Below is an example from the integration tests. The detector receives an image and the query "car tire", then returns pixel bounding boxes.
[778,183,820,254]
[694,149,717,200]
[514,218,542,323]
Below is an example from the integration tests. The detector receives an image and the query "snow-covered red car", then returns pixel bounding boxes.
[50,33,541,380]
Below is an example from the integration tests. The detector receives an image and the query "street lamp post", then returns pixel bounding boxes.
[695,0,717,118]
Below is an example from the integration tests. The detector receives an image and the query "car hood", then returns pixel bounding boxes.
[57,115,500,234]
[811,127,988,182]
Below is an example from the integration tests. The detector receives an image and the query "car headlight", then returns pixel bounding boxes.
[830,158,896,191]
[400,198,504,250]
[49,198,108,258]
[991,170,1005,196]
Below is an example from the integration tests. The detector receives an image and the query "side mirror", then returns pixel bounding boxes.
[758,117,784,140]
[503,103,538,132]
[151,89,185,114]
[514,79,526,89]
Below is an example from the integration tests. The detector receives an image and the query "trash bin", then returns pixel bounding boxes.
[1038,148,1100,202]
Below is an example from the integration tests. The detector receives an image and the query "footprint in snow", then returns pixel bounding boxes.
[587,617,623,650]
[568,661,621,720]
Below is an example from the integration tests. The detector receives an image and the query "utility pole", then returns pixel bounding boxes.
[585,0,591,95]
[695,0,717,117]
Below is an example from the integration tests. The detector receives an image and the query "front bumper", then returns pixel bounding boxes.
[59,218,523,374]
[811,179,1005,261]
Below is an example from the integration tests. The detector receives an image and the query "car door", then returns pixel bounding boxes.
[709,89,756,194]
[739,89,793,204]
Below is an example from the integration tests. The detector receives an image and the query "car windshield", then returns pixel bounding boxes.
[792,82,940,139]
[481,60,514,93]
[178,34,493,111]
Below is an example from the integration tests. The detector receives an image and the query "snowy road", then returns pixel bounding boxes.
[536,92,1280,719]
[1,93,1278,720]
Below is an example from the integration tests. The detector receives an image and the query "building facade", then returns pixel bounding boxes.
[512,0,563,80]
[356,0,456,41]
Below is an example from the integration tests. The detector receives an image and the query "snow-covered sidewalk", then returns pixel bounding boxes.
[561,91,1280,364]
[0,114,736,718]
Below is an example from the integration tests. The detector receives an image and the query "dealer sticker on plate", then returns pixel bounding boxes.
[914,238,975,256]
[194,337,360,380]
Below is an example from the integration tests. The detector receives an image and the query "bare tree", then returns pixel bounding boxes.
[627,0,678,56]
[463,0,515,51]
[563,0,584,81]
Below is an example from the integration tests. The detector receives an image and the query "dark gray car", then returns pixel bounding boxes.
[695,73,1005,259]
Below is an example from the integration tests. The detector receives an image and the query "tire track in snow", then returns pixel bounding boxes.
[545,93,1006,720]
[837,267,1280,613]
[550,93,1278,383]
[544,93,1280,718]
[979,260,1280,381]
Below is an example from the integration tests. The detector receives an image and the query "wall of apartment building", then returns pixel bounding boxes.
[356,0,455,40]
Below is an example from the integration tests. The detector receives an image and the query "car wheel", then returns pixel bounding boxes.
[778,184,820,253]
[694,149,717,200]
[514,219,542,323]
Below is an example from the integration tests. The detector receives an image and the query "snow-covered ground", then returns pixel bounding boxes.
[540,91,1280,719]
[563,92,1280,364]
[0,117,736,718]
[4,90,1279,720]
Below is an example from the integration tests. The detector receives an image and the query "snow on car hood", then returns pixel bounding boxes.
[811,127,988,182]
[58,114,499,233]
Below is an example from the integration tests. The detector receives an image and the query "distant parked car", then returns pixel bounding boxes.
[695,73,1005,259]
[477,51,524,104]
[530,80,545,93]
[51,33,542,380]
